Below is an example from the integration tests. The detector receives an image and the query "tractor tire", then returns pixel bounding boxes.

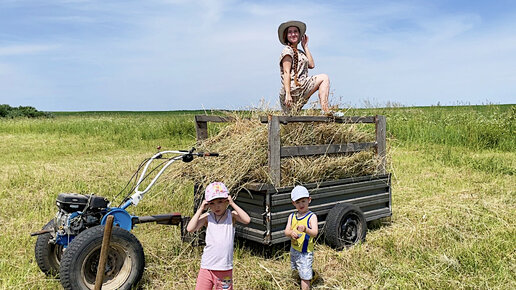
[324,203,367,249]
[59,225,145,290]
[35,219,62,276]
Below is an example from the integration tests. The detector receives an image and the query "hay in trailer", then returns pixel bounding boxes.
[167,110,384,196]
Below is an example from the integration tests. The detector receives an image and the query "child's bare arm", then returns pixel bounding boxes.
[305,214,318,237]
[229,195,251,224]
[284,214,299,239]
[187,200,209,232]
[284,214,293,237]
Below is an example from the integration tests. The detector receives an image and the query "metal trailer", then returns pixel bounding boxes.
[192,114,392,247]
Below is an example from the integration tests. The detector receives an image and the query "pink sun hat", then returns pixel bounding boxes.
[205,182,229,201]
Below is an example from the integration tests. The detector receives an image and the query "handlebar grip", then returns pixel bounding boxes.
[204,152,219,157]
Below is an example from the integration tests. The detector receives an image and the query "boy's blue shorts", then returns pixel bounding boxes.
[290,248,313,280]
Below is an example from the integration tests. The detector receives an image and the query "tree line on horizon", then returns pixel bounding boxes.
[0,104,53,118]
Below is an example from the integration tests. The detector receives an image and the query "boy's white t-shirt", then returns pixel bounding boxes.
[200,209,235,270]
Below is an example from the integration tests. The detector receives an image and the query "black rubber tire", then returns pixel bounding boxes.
[59,225,145,290]
[324,203,367,249]
[35,219,62,276]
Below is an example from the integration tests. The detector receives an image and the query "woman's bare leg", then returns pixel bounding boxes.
[306,74,330,112]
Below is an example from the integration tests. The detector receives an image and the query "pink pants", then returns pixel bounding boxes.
[195,268,233,290]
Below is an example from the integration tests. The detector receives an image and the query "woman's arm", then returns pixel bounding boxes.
[186,200,209,232]
[281,55,293,107]
[229,196,251,224]
[301,35,315,69]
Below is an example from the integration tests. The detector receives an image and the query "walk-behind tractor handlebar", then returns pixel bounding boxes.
[121,148,218,208]
[31,147,218,290]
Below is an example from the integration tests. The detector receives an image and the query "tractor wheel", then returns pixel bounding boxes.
[324,203,367,249]
[59,225,145,290]
[35,219,62,276]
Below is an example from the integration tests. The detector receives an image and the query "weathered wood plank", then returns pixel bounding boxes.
[375,115,387,174]
[195,121,208,141]
[271,179,391,205]
[194,115,232,123]
[269,196,391,226]
[280,142,376,157]
[260,115,375,124]
[268,115,281,187]
[244,182,276,192]
[242,174,390,194]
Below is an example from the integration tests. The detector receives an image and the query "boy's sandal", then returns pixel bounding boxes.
[311,270,321,284]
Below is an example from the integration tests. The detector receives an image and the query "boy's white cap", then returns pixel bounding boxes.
[291,185,309,201]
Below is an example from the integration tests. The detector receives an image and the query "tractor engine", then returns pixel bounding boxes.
[53,193,110,240]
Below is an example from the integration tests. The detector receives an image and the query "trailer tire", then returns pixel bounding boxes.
[59,225,145,290]
[35,219,62,276]
[324,203,366,249]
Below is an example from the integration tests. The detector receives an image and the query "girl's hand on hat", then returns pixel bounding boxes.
[201,200,209,211]
[227,195,235,206]
[297,225,306,233]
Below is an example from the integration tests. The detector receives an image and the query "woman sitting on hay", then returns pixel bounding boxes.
[278,20,334,115]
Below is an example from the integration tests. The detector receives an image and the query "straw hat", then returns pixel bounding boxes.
[277,20,306,45]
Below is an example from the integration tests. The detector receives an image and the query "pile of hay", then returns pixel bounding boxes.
[168,110,383,194]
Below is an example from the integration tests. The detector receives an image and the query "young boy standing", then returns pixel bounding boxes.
[284,185,319,290]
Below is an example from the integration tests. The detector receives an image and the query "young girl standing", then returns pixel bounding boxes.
[187,182,251,290]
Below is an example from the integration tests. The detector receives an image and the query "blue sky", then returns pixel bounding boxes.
[1,0,515,111]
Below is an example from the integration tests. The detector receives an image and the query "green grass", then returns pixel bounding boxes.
[0,105,514,289]
[346,104,515,151]
[0,114,195,147]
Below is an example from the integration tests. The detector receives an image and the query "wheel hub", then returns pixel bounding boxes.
[340,216,359,244]
[82,245,131,289]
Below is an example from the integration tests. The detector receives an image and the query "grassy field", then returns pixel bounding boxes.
[0,105,514,289]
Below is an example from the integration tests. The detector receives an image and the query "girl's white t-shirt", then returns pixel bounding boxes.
[200,209,235,270]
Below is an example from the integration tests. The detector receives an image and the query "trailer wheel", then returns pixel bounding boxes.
[324,203,366,249]
[35,219,62,276]
[59,225,145,290]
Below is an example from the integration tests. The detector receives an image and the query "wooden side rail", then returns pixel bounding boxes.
[375,115,387,175]
[263,115,386,186]
[259,115,375,124]
[195,115,232,141]
[194,114,387,187]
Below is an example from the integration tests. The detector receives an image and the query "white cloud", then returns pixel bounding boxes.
[1,0,515,110]
[0,44,59,56]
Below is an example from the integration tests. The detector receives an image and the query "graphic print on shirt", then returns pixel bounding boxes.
[220,276,232,289]
[290,211,315,253]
